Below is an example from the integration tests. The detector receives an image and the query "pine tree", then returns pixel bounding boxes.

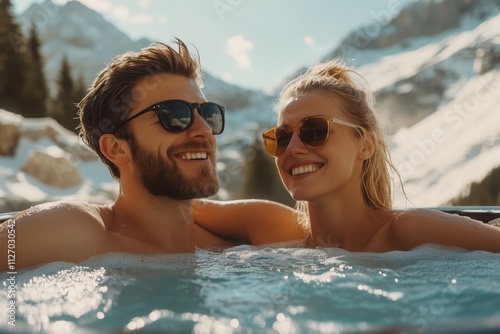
[22,21,48,117]
[73,75,87,106]
[52,56,80,132]
[0,0,28,114]
[241,136,295,207]
[450,165,500,206]
[72,75,87,130]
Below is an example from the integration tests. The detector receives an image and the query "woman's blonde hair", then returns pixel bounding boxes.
[277,59,402,224]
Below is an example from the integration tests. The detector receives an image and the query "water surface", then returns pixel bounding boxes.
[1,245,500,333]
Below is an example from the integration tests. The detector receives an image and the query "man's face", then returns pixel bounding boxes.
[123,74,220,199]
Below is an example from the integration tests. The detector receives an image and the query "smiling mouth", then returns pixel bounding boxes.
[178,152,208,160]
[291,164,321,176]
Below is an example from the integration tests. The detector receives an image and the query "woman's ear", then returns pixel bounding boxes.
[358,131,376,160]
[99,134,131,167]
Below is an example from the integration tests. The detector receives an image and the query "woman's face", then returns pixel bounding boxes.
[276,90,365,203]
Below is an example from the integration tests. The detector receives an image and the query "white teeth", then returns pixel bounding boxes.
[180,152,208,160]
[292,165,319,176]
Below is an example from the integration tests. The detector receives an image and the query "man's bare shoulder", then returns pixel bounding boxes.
[0,201,113,270]
[10,200,108,231]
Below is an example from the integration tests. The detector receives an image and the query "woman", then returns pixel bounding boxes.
[259,59,500,252]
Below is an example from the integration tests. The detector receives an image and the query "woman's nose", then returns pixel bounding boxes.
[285,132,308,156]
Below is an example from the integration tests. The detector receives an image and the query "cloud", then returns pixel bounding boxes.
[130,14,151,24]
[79,1,152,25]
[222,72,234,83]
[108,5,151,24]
[225,35,254,70]
[304,35,315,47]
[79,0,113,12]
[111,5,129,20]
[138,0,150,8]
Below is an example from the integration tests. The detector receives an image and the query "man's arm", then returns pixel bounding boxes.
[393,208,500,252]
[193,199,307,245]
[0,201,109,271]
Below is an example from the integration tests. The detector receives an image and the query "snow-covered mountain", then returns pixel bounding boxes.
[338,0,500,207]
[18,0,150,93]
[2,0,499,213]
[16,0,270,112]
[391,66,500,207]
[320,0,500,130]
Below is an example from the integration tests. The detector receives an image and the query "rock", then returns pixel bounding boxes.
[0,109,22,156]
[21,146,83,188]
[21,117,98,161]
[474,38,500,75]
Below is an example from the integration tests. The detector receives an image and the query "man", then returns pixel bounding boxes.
[0,39,305,271]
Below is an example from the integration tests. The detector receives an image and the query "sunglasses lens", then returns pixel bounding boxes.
[263,128,278,157]
[275,128,292,157]
[157,100,193,132]
[300,117,329,147]
[200,103,224,134]
[263,117,331,157]
[156,101,224,134]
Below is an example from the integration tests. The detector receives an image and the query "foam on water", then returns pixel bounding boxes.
[1,245,500,333]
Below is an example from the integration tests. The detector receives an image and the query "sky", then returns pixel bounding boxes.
[12,0,409,92]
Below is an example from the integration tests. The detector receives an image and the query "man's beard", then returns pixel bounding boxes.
[128,137,219,200]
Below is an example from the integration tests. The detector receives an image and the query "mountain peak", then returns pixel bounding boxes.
[18,0,61,30]
[17,0,149,93]
[15,0,266,109]
[327,0,500,61]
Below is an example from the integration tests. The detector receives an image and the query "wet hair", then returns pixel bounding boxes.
[277,59,403,219]
[78,38,202,179]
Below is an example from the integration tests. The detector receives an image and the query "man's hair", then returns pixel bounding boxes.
[78,38,202,179]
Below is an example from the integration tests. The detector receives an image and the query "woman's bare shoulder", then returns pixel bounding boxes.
[390,208,500,251]
[392,207,484,224]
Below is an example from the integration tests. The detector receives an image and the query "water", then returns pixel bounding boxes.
[1,245,500,333]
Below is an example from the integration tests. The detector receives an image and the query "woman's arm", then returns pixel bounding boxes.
[193,199,307,245]
[393,208,500,252]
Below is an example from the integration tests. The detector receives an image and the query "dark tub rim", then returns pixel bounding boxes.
[1,206,500,224]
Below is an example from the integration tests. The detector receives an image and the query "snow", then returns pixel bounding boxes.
[348,10,500,207]
[354,12,500,88]
[391,69,500,206]
[0,127,118,209]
